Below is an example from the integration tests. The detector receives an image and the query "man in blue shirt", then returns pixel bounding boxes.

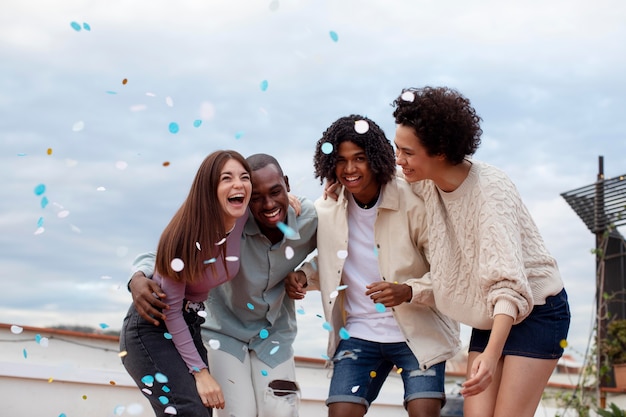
[127,153,317,417]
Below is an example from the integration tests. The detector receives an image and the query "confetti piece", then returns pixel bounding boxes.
[49,377,54,383]
[336,284,348,291]
[110,380,116,385]
[170,258,184,272]
[23,348,27,358]
[369,371,377,378]
[164,333,173,340]
[351,385,359,393]
[72,121,85,131]
[235,131,244,140]
[166,96,174,107]
[162,385,171,393]
[163,161,170,167]
[260,80,269,91]
[10,325,23,334]
[339,327,350,340]
[141,375,155,386]
[215,237,227,246]
[39,337,49,347]
[34,184,46,196]
[97,186,106,191]
[336,250,348,259]
[285,246,294,260]
[270,345,280,355]
[58,210,69,218]
[277,222,296,238]
[99,323,109,329]
[247,303,255,310]
[164,406,177,415]
[35,334,41,343]
[82,394,87,400]
[321,142,333,154]
[375,303,386,313]
[261,370,268,376]
[34,227,45,235]
[560,339,568,348]
[82,22,91,31]
[113,405,125,415]
[193,119,202,128]
[396,368,403,374]
[225,256,239,262]
[401,91,415,102]
[168,122,180,134]
[70,21,81,31]
[196,242,201,250]
[126,403,145,415]
[106,91,117,95]
[130,104,147,112]
[17,153,26,156]
[197,311,207,318]
[322,322,333,331]
[329,31,339,42]
[122,78,128,85]
[203,258,217,264]
[259,329,269,339]
[59,414,67,417]
[330,290,339,299]
[142,388,153,395]
[159,396,169,405]
[37,217,44,227]
[47,148,52,155]
[296,307,305,315]
[354,120,369,134]
[208,339,221,350]
[116,161,128,170]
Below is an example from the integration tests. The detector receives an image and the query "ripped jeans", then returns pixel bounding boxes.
[327,337,446,410]
[207,347,300,417]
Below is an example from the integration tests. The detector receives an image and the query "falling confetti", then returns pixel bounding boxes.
[560,339,568,348]
[336,250,348,259]
[215,237,227,246]
[225,256,239,262]
[82,22,91,31]
[164,406,177,415]
[329,31,339,42]
[375,303,386,313]
[99,323,109,329]
[116,161,128,170]
[70,21,81,31]
[170,258,184,272]
[322,322,333,331]
[296,307,305,315]
[168,122,180,134]
[329,290,339,299]
[259,329,269,339]
[260,80,269,91]
[401,91,415,102]
[269,345,280,355]
[155,373,168,383]
[351,385,359,393]
[247,303,255,310]
[23,349,27,358]
[370,371,377,378]
[321,142,333,154]
[141,375,155,386]
[203,258,217,264]
[47,148,52,155]
[208,339,221,350]
[164,333,173,340]
[10,325,23,334]
[339,327,350,340]
[336,284,348,291]
[165,96,174,107]
[82,394,88,400]
[163,161,170,167]
[277,222,296,238]
[122,78,128,85]
[235,131,244,139]
[354,120,369,134]
[193,119,202,128]
[396,368,403,374]
[97,186,106,191]
[285,246,294,260]
[261,370,268,376]
[72,121,85,131]
[158,396,169,405]
[34,184,46,195]
[58,210,70,218]
[40,196,49,208]
[195,242,201,250]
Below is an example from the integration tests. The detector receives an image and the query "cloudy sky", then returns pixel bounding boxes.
[2,0,626,362]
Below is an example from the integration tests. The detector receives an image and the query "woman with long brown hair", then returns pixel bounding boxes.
[120,150,252,417]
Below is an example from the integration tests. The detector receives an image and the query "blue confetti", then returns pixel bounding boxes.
[260,80,269,91]
[329,31,339,42]
[41,196,49,208]
[99,323,109,329]
[375,303,386,313]
[235,131,244,140]
[155,372,168,383]
[296,307,305,315]
[247,303,255,310]
[17,153,27,156]
[34,184,46,196]
[168,122,179,134]
[105,91,118,95]
[261,370,268,376]
[277,222,296,238]
[162,385,171,393]
[321,142,333,154]
[158,396,169,405]
[259,329,269,339]
[23,348,27,358]
[82,22,91,31]
[203,258,217,264]
[193,119,202,128]
[141,375,155,385]
[269,345,280,355]
[322,322,333,331]
[37,217,44,227]
[339,327,350,340]
[59,414,67,417]
[70,21,81,31]
[35,334,42,343]
[164,332,172,340]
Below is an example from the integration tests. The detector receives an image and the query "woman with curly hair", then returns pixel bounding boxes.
[392,86,570,417]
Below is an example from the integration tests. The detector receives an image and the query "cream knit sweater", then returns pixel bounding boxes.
[410,160,564,330]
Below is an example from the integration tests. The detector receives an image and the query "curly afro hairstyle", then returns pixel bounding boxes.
[313,115,396,185]
[392,86,483,165]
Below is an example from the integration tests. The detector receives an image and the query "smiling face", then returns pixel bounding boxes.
[335,140,380,204]
[217,158,252,228]
[394,124,438,183]
[248,163,290,236]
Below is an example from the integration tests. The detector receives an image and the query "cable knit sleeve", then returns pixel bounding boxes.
[476,170,534,324]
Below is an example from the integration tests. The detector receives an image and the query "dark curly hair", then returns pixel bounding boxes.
[392,86,482,165]
[313,115,396,185]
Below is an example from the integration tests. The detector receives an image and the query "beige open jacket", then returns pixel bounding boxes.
[299,177,461,370]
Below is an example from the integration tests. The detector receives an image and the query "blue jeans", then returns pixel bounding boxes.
[327,337,446,410]
[120,305,212,417]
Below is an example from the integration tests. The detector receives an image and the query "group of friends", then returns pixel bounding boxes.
[119,86,571,417]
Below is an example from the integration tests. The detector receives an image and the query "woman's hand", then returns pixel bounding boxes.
[194,368,225,409]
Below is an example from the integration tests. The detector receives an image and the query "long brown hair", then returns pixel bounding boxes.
[155,150,250,283]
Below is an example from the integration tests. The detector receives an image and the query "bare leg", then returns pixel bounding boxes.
[463,351,503,417]
[406,398,442,417]
[328,402,366,417]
